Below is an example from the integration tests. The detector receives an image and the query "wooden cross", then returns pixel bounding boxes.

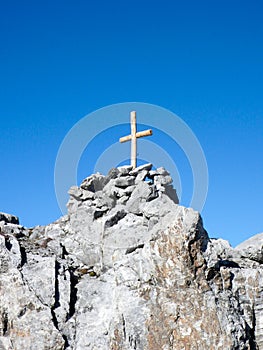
[119,111,152,169]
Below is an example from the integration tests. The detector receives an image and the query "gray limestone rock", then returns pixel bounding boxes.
[235,232,263,263]
[80,173,106,192]
[162,184,179,203]
[0,167,262,349]
[114,176,135,188]
[81,189,94,201]
[117,165,133,176]
[0,212,19,225]
[107,167,121,179]
[154,174,173,186]
[68,186,83,200]
[93,190,115,209]
[135,169,148,184]
[149,166,169,177]
[129,162,152,176]
[126,181,152,214]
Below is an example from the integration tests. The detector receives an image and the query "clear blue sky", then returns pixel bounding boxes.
[0,0,262,246]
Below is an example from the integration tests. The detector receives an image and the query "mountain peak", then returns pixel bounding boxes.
[0,167,262,349]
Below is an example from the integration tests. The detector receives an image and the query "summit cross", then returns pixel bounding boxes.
[119,111,153,169]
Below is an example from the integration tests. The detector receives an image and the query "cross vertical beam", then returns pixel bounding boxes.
[119,111,153,169]
[130,111,137,169]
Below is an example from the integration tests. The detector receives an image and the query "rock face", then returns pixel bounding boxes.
[0,164,262,349]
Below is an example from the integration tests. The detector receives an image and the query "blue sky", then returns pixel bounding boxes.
[0,0,262,246]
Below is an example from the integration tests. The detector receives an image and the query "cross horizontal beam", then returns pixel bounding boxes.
[119,129,152,143]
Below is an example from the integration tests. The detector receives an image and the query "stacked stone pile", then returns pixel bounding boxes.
[67,163,178,216]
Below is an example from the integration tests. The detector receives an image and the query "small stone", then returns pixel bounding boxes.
[148,167,170,178]
[0,212,19,225]
[81,190,95,200]
[111,186,126,198]
[104,209,127,229]
[114,176,135,188]
[107,168,120,180]
[68,186,83,199]
[148,170,158,177]
[129,163,152,176]
[80,173,106,192]
[163,185,179,204]
[93,191,115,209]
[154,175,173,186]
[117,165,133,176]
[135,170,148,184]
[126,181,152,214]
[235,233,263,263]
[156,167,170,176]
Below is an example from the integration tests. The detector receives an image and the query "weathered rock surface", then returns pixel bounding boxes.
[0,164,262,349]
[0,212,19,225]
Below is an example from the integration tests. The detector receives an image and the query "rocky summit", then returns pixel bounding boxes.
[0,164,262,350]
